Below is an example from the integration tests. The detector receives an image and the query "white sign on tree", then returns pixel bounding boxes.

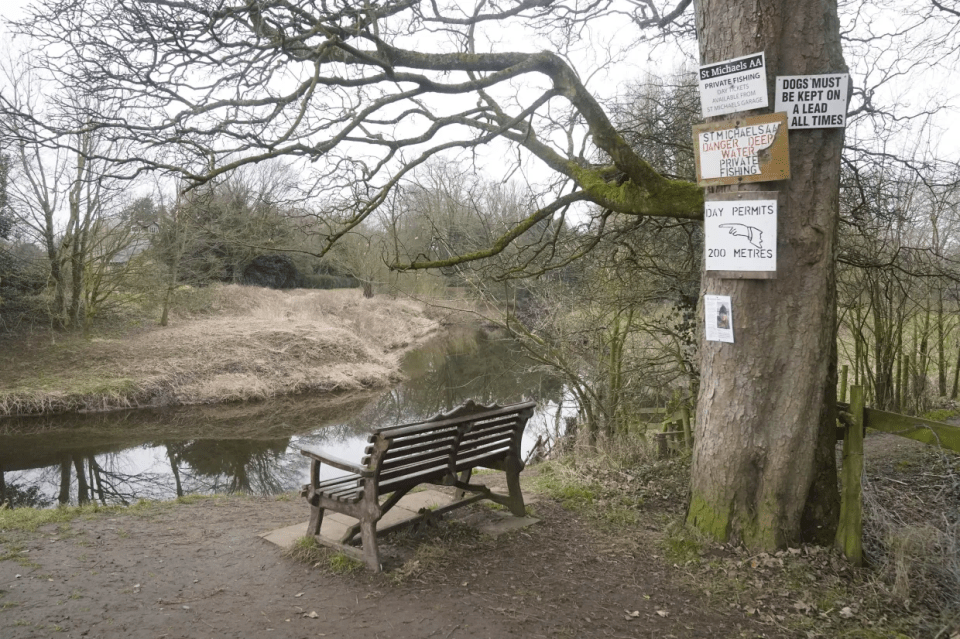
[698,52,768,118]
[775,74,849,129]
[704,198,778,272]
[704,295,734,343]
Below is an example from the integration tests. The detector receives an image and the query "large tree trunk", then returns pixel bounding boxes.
[687,0,845,549]
[44,214,67,328]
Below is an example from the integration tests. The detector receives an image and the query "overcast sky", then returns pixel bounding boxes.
[1,0,955,167]
[0,0,28,25]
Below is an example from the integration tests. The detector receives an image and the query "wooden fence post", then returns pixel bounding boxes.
[654,432,668,460]
[836,385,865,566]
[681,406,692,450]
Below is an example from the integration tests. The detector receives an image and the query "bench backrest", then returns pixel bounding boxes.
[361,400,536,495]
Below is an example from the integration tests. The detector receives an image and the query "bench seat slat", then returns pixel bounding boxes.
[327,484,364,502]
[459,431,513,452]
[374,434,457,459]
[315,474,361,491]
[377,456,450,484]
[454,439,514,465]
[378,417,520,467]
[377,462,450,494]
[378,447,455,473]
[458,422,520,447]
[363,443,456,468]
[384,426,460,450]
[453,446,512,472]
[387,415,516,447]
[375,401,536,438]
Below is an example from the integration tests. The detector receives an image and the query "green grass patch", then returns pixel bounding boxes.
[0,542,40,570]
[661,522,703,563]
[531,461,641,530]
[0,506,88,532]
[327,552,364,574]
[532,463,597,508]
[0,496,220,533]
[0,542,26,562]
[175,495,215,506]
[920,408,958,423]
[284,536,364,574]
[284,535,329,565]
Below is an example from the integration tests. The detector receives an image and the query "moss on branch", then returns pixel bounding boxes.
[568,164,703,219]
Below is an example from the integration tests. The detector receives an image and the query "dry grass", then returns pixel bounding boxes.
[861,434,960,633]
[0,285,438,416]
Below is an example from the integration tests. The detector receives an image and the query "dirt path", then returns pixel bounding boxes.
[1,492,779,639]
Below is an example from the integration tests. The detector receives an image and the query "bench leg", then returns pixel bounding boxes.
[306,459,325,536]
[453,468,472,502]
[505,455,526,517]
[307,499,324,537]
[360,518,380,572]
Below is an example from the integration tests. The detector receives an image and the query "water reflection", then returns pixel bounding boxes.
[0,327,566,507]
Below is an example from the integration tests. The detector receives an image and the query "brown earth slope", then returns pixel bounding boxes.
[0,286,439,417]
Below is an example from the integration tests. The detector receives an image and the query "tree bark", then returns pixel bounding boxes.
[688,0,845,549]
[951,339,960,400]
[58,456,71,505]
[938,287,947,397]
[73,456,89,505]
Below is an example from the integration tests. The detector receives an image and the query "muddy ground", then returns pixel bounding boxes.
[1,435,956,639]
[0,492,767,639]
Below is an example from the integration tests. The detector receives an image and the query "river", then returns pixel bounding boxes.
[0,327,568,508]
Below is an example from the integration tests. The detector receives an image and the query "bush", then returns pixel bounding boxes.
[0,246,52,330]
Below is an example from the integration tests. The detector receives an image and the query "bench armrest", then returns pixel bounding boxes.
[300,448,373,477]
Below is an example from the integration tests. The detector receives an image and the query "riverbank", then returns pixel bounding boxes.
[0,285,441,417]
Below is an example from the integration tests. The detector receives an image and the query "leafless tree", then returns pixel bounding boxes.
[4,0,884,549]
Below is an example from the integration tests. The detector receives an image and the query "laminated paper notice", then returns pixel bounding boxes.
[698,53,769,118]
[705,294,734,343]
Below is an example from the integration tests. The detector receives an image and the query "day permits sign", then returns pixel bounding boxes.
[775,74,849,129]
[698,52,768,118]
[704,195,778,273]
[693,112,789,187]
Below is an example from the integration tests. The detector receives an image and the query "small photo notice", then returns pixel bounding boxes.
[705,294,734,343]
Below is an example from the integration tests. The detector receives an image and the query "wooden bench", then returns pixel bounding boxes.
[299,399,536,572]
